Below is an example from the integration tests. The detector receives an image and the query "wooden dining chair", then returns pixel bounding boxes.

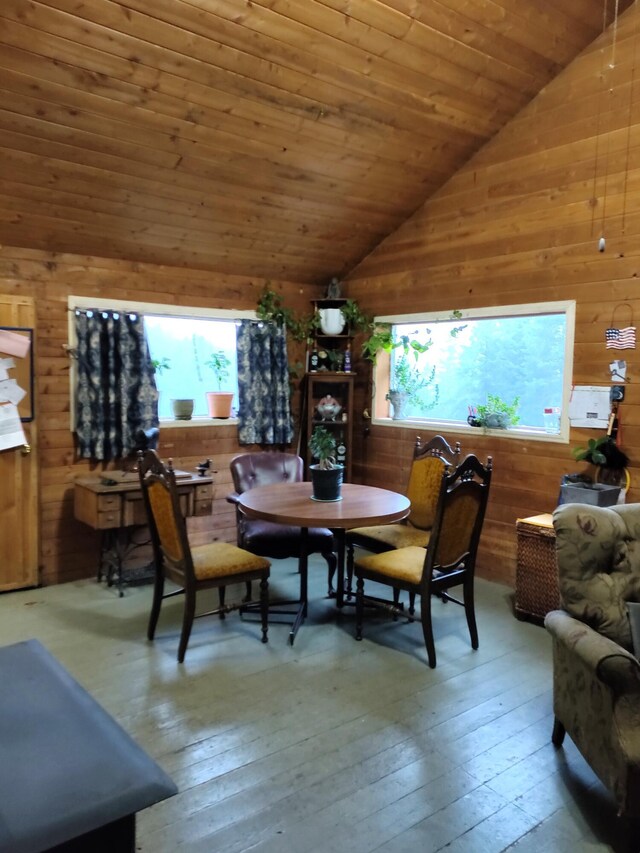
[353,453,492,668]
[138,450,270,662]
[346,434,461,600]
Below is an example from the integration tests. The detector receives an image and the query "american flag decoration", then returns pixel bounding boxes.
[606,327,636,349]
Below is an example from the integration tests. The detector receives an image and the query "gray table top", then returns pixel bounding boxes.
[0,639,177,853]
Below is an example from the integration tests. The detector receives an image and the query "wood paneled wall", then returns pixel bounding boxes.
[0,246,318,586]
[346,5,640,587]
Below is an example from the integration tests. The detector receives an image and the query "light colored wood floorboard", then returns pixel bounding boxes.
[0,556,624,852]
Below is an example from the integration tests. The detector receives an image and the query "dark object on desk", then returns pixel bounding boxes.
[0,638,177,853]
[197,458,212,477]
[138,450,270,661]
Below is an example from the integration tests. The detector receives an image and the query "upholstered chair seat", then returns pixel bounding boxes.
[190,542,269,581]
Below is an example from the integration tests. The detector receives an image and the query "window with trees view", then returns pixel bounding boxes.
[373,302,574,438]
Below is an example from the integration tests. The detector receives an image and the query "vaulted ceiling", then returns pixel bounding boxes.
[0,0,632,284]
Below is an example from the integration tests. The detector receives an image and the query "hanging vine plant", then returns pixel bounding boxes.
[256,285,317,343]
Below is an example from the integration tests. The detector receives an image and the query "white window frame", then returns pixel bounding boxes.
[67,296,256,429]
[371,300,575,443]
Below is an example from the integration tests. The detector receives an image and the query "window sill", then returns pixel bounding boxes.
[371,417,568,443]
[159,417,239,429]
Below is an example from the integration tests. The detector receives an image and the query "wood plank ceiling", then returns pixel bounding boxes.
[0,0,632,284]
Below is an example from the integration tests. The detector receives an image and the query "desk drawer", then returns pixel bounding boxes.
[123,494,189,527]
[194,483,213,500]
[97,510,121,529]
[193,499,213,517]
[97,494,121,511]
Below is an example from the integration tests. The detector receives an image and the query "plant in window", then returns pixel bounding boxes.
[386,354,437,420]
[205,351,231,390]
[474,395,521,429]
[151,357,171,375]
[384,334,436,420]
[204,350,233,419]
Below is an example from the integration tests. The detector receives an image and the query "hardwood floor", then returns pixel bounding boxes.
[0,557,627,852]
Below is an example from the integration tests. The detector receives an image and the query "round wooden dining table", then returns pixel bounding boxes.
[237,482,410,643]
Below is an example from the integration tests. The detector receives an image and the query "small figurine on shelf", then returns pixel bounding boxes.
[327,277,342,298]
[316,395,342,421]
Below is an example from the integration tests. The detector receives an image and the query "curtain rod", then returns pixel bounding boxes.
[71,307,139,320]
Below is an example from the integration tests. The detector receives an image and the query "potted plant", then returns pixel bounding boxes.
[381,334,434,419]
[473,394,520,430]
[308,425,343,501]
[570,434,629,500]
[152,357,195,419]
[205,350,233,418]
[385,354,436,420]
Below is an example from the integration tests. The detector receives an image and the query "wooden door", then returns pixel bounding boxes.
[0,295,38,590]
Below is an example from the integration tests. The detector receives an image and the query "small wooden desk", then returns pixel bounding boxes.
[238,482,410,643]
[74,471,213,595]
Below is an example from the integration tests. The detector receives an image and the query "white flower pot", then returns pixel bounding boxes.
[318,308,345,335]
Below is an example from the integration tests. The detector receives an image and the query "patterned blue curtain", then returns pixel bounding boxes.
[236,321,293,445]
[75,310,159,460]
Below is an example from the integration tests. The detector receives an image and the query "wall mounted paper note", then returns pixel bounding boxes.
[609,359,627,382]
[0,379,26,405]
[568,385,611,428]
[0,403,26,451]
[0,330,30,358]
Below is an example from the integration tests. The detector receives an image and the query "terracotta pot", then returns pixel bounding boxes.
[206,392,234,419]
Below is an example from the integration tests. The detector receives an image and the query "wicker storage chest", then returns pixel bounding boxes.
[515,514,561,622]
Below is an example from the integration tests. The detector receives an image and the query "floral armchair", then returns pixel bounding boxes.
[545,503,640,821]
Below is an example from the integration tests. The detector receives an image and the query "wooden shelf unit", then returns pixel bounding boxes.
[303,372,355,482]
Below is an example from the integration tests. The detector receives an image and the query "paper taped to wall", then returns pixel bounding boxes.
[0,379,27,405]
[0,330,30,359]
[568,385,610,428]
[0,403,26,450]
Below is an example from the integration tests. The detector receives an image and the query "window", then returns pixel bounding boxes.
[145,315,238,419]
[373,301,575,440]
[68,297,255,424]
